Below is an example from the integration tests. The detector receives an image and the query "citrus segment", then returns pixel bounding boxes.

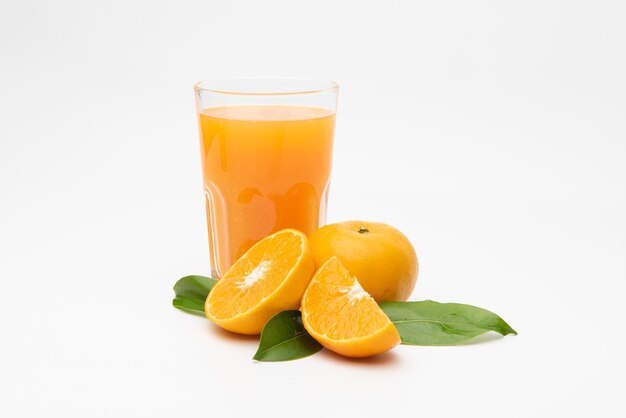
[301,257,401,357]
[205,229,315,335]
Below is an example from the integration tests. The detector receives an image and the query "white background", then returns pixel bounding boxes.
[1,0,625,417]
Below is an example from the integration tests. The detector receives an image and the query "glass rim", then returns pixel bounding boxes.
[193,77,339,96]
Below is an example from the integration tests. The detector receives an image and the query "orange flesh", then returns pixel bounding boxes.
[207,230,304,319]
[303,258,392,341]
[198,106,335,277]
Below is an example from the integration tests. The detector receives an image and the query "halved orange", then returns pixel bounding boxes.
[301,257,401,357]
[205,229,315,335]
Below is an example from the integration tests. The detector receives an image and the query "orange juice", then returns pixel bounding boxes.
[198,105,335,277]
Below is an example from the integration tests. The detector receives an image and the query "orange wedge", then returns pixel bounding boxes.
[301,257,401,358]
[205,229,315,335]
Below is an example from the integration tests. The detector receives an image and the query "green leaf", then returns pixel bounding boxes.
[253,311,323,362]
[172,275,217,315]
[380,300,517,346]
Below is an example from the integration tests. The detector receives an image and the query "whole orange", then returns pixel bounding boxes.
[308,221,418,302]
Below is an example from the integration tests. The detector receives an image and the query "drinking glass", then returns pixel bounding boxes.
[194,78,339,278]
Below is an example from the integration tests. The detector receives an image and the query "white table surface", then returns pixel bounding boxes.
[1,1,625,417]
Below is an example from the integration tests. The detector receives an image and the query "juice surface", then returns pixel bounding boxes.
[198,105,335,277]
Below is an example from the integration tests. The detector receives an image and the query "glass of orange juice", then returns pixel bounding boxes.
[194,78,339,278]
